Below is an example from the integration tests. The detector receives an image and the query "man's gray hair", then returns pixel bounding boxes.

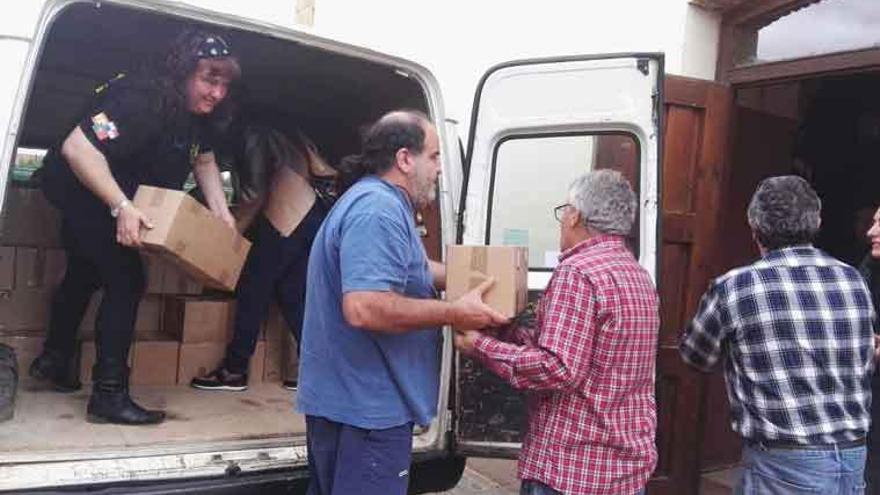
[747,175,821,251]
[569,169,637,236]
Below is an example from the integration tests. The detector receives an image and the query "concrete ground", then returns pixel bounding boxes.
[439,458,519,494]
[438,458,741,495]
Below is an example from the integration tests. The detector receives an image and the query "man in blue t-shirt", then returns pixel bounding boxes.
[297,110,507,495]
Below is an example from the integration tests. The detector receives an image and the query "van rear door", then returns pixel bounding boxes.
[454,54,663,457]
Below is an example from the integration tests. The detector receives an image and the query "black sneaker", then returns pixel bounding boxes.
[282,379,297,391]
[190,367,248,391]
[29,351,82,393]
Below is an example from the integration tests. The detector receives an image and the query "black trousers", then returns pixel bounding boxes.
[44,215,145,368]
[224,202,328,375]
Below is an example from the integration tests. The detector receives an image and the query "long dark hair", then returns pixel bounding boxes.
[238,125,310,202]
[337,110,430,194]
[148,28,241,125]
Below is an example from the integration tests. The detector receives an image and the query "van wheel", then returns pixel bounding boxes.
[0,344,17,422]
[408,455,466,494]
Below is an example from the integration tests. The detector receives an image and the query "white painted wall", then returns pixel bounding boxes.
[312,0,721,128]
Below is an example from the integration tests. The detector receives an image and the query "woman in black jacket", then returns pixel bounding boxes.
[30,28,240,425]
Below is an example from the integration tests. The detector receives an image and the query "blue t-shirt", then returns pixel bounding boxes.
[296,176,442,429]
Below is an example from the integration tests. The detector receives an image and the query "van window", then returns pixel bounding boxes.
[754,0,879,64]
[487,133,639,269]
[12,148,45,183]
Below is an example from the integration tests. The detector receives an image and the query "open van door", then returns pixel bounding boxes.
[453,54,663,458]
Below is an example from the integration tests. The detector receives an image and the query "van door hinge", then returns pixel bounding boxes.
[637,58,650,76]
[652,89,660,131]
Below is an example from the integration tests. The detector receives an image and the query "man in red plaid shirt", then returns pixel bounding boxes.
[456,170,660,495]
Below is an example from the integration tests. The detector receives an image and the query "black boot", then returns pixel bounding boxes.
[86,361,164,425]
[29,348,81,393]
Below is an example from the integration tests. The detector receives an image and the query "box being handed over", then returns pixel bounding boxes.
[133,186,251,291]
[445,245,528,326]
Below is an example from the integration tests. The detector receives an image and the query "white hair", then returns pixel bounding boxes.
[568,169,637,235]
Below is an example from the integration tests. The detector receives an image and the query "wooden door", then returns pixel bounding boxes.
[649,76,736,494]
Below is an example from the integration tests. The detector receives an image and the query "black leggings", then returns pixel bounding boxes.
[224,201,328,374]
[44,216,145,367]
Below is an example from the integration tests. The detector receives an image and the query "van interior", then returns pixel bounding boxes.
[1,2,437,465]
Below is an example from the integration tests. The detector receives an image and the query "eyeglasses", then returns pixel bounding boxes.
[553,203,570,222]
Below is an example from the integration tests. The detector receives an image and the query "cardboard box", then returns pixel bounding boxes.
[142,255,202,296]
[0,187,61,247]
[80,294,162,340]
[251,340,266,384]
[176,342,225,385]
[264,333,298,383]
[0,289,51,332]
[162,262,204,295]
[445,245,528,321]
[164,297,234,343]
[0,247,14,291]
[263,305,298,382]
[15,248,66,290]
[177,341,265,385]
[283,335,298,382]
[263,336,283,383]
[142,254,165,294]
[133,186,251,291]
[263,304,286,343]
[79,340,133,384]
[130,340,180,386]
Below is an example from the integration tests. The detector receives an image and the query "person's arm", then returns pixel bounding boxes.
[455,266,597,392]
[428,259,446,290]
[678,282,727,372]
[343,277,506,333]
[193,151,235,229]
[61,127,153,247]
[340,210,507,333]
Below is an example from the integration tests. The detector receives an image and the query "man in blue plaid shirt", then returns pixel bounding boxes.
[680,175,875,494]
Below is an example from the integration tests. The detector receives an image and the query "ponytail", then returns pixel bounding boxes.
[336,153,369,195]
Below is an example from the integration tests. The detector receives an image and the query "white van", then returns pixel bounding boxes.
[0,0,661,492]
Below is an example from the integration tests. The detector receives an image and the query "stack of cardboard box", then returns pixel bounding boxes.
[0,187,61,377]
[0,185,303,389]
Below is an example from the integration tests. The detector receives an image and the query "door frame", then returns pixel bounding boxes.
[715,0,880,85]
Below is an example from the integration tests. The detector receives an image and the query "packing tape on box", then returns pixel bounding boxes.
[468,248,488,289]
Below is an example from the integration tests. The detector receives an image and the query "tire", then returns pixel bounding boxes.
[408,455,467,494]
[0,343,17,422]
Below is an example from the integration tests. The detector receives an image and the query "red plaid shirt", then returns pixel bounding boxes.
[472,235,659,495]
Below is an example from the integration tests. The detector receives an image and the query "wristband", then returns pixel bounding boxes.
[110,198,130,218]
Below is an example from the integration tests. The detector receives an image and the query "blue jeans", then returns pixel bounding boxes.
[305,415,414,495]
[520,480,644,495]
[736,442,866,494]
[520,480,562,495]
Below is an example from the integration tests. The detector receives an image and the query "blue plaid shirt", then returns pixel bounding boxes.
[679,246,875,444]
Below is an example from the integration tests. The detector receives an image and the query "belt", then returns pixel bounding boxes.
[748,437,866,451]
